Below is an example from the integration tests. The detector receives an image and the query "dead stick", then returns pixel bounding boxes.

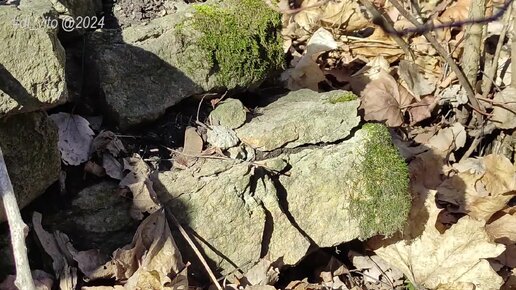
[0,146,35,290]
[165,208,223,290]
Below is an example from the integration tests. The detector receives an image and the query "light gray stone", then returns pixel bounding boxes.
[209,98,247,129]
[235,89,361,151]
[207,125,239,149]
[0,5,67,116]
[155,159,310,274]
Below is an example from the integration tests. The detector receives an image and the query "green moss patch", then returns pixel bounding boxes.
[328,91,358,104]
[186,0,284,87]
[350,123,411,238]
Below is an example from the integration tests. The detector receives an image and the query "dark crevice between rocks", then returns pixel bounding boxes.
[267,165,317,247]
[254,122,364,161]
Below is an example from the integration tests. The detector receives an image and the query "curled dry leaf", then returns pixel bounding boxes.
[437,154,516,221]
[486,210,516,244]
[359,70,414,127]
[49,112,94,166]
[102,153,123,180]
[282,27,337,90]
[92,130,126,157]
[173,126,204,169]
[85,211,187,290]
[120,154,160,220]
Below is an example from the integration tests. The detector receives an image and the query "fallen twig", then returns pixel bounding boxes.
[481,4,512,97]
[0,146,35,290]
[164,208,223,290]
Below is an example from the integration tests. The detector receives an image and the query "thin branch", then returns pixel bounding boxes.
[164,208,223,290]
[0,146,35,290]
[387,0,514,35]
[482,4,512,96]
[387,0,485,115]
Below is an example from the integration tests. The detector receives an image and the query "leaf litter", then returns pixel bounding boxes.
[6,0,516,289]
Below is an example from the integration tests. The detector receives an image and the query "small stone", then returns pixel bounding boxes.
[207,126,239,150]
[209,98,247,129]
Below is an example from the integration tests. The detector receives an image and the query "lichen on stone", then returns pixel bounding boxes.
[350,123,411,238]
[328,91,358,104]
[183,0,284,88]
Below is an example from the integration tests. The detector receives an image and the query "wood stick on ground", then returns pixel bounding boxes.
[481,4,512,97]
[462,0,486,87]
[0,146,35,290]
[165,208,223,290]
[387,0,485,115]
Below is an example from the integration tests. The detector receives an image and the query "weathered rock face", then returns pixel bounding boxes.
[0,5,67,116]
[0,112,61,222]
[156,90,411,274]
[43,181,136,254]
[88,0,283,129]
[155,159,310,275]
[235,90,361,151]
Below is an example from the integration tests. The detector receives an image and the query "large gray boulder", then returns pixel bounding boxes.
[156,90,411,274]
[88,0,283,129]
[0,112,61,222]
[0,5,67,116]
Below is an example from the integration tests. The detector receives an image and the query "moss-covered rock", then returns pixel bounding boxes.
[91,0,284,129]
[181,0,285,88]
[349,123,410,238]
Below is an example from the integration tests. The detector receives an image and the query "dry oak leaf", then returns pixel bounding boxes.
[437,154,516,221]
[359,70,414,127]
[374,216,505,290]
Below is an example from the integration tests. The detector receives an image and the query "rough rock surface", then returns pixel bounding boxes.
[156,90,410,274]
[209,98,247,129]
[88,0,283,129]
[236,89,361,151]
[0,112,61,221]
[155,159,310,275]
[43,181,136,254]
[0,5,67,116]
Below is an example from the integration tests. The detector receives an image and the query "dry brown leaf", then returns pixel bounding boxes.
[437,154,516,221]
[86,211,186,290]
[359,70,414,127]
[120,155,160,220]
[374,215,505,290]
[102,153,123,180]
[282,27,337,90]
[438,0,471,23]
[92,131,126,157]
[32,212,78,290]
[427,123,466,153]
[408,96,437,125]
[173,127,203,169]
[490,87,516,129]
